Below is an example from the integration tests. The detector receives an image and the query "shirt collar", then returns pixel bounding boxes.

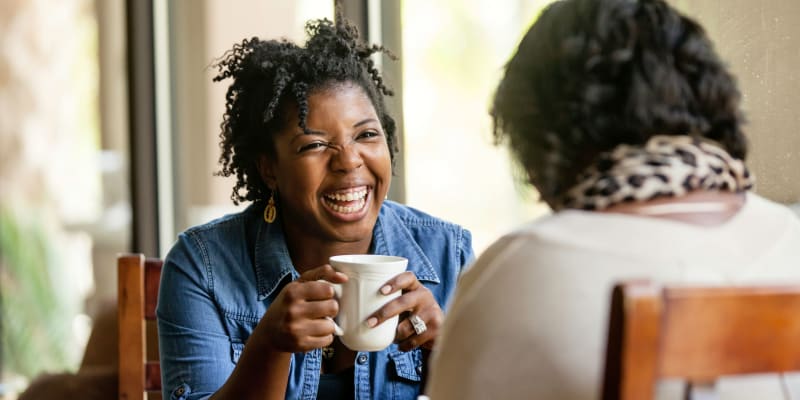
[253,211,296,301]
[371,203,439,283]
[253,202,440,301]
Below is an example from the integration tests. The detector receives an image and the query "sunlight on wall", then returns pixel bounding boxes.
[402,0,556,253]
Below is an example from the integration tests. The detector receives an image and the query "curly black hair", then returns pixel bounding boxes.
[492,0,747,204]
[213,15,397,205]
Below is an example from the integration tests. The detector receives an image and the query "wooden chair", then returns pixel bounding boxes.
[118,253,163,399]
[602,281,800,400]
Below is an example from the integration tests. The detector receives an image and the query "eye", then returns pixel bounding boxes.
[297,141,329,153]
[356,130,381,140]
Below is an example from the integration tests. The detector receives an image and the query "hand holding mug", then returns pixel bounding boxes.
[366,271,443,352]
[256,265,347,353]
[325,255,408,352]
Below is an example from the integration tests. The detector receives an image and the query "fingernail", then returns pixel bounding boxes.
[380,285,391,295]
[365,317,377,328]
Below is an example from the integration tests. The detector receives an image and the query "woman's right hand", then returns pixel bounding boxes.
[255,264,348,353]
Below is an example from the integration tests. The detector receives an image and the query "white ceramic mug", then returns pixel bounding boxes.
[326,254,408,351]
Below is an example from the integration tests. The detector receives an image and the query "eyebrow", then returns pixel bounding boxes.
[353,118,379,128]
[288,118,380,144]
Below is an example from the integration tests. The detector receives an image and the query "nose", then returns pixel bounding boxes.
[330,141,363,172]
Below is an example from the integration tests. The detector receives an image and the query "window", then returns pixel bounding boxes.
[0,0,129,393]
[401,0,555,252]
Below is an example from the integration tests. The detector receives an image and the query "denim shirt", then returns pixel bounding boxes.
[157,200,474,400]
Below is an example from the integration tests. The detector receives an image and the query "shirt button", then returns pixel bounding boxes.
[416,365,423,374]
[357,354,368,364]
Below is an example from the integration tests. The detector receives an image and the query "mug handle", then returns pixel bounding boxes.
[318,280,344,336]
[326,317,345,336]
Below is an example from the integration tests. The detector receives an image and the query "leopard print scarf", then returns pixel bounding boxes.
[558,135,754,211]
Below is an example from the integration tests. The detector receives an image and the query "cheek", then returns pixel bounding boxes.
[371,146,393,175]
[374,157,393,198]
[277,162,325,199]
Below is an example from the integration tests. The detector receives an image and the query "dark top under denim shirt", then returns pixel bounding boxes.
[157,200,474,400]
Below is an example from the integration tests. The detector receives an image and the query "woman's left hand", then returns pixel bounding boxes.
[365,271,442,352]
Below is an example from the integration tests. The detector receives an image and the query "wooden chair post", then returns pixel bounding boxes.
[118,253,163,400]
[118,254,146,399]
[602,281,662,400]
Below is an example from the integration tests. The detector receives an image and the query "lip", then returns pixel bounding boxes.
[323,184,369,196]
[321,185,372,222]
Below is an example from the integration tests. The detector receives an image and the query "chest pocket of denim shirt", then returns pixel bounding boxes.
[231,341,244,364]
[388,349,423,399]
[389,350,423,380]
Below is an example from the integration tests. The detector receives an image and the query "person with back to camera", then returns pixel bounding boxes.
[156,13,474,400]
[426,0,800,398]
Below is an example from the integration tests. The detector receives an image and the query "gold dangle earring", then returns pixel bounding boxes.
[263,191,277,223]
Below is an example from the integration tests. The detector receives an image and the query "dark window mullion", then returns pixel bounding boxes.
[126,0,159,256]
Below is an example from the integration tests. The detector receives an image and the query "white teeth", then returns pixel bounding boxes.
[323,188,368,214]
[325,188,367,202]
[327,198,366,214]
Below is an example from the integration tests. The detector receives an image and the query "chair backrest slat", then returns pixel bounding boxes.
[144,259,162,320]
[145,361,162,392]
[660,286,800,379]
[603,281,800,400]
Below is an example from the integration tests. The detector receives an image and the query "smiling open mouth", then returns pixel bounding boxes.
[322,187,369,214]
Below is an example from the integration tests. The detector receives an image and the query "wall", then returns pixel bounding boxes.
[673,0,800,204]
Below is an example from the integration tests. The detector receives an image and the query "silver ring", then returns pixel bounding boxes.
[409,314,427,335]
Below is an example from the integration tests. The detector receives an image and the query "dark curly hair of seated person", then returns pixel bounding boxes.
[213,15,397,205]
[491,0,748,205]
